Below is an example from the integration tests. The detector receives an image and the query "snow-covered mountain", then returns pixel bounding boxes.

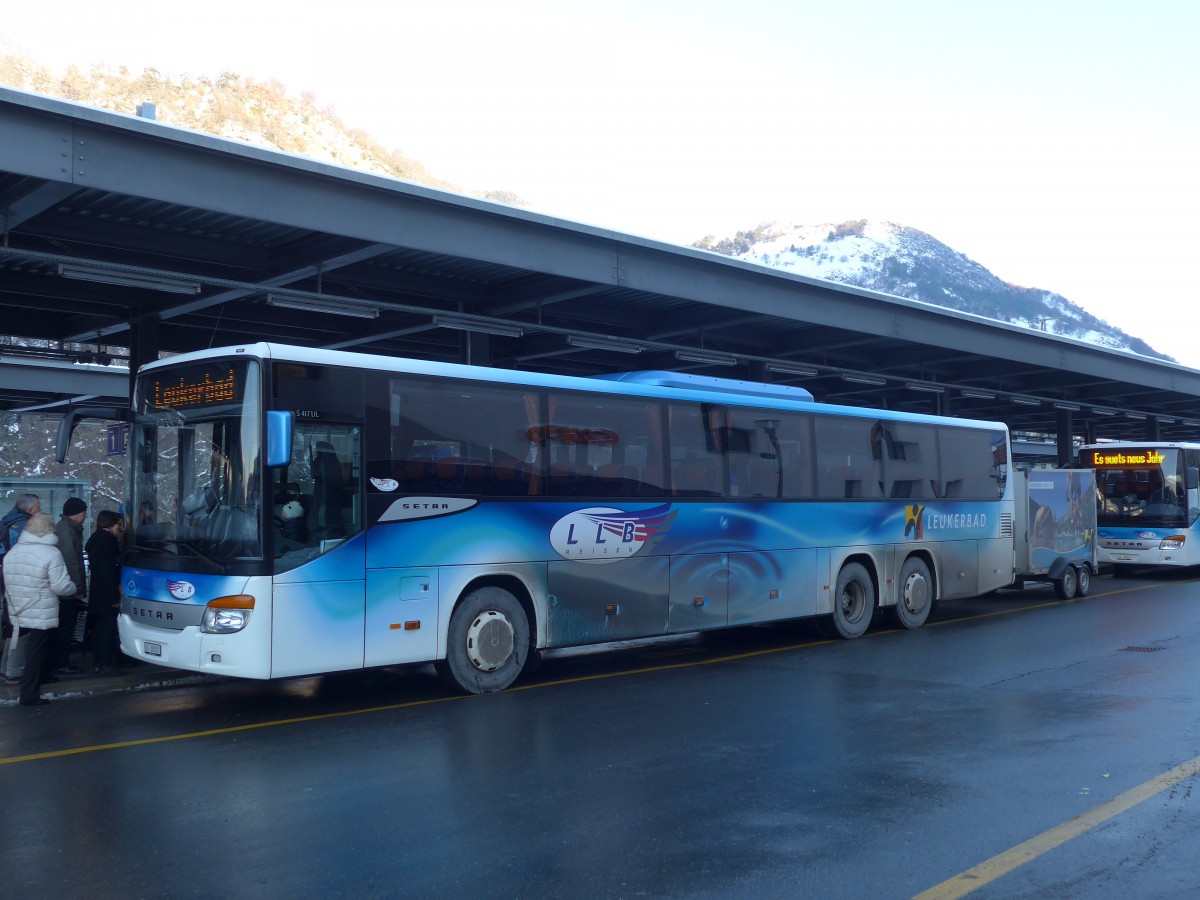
[695,220,1168,361]
[0,50,1166,362]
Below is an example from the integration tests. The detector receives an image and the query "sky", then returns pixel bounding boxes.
[3,0,1198,364]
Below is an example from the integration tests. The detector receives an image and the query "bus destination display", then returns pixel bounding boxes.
[150,366,241,410]
[1090,449,1165,467]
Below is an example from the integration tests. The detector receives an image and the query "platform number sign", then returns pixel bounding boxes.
[107,423,129,457]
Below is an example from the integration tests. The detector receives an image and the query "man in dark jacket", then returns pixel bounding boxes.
[85,509,125,675]
[53,497,88,674]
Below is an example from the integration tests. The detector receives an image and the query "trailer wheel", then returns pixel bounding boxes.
[891,557,933,629]
[439,587,530,694]
[1075,564,1092,597]
[1054,565,1078,600]
[825,562,875,639]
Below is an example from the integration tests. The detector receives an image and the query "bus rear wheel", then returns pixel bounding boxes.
[439,587,530,694]
[892,557,932,629]
[825,562,875,639]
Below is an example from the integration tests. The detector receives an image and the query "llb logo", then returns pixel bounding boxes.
[550,504,677,564]
[166,580,196,600]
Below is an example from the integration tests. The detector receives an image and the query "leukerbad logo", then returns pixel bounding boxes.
[550,504,677,564]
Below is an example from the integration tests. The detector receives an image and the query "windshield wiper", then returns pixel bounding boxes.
[165,539,228,574]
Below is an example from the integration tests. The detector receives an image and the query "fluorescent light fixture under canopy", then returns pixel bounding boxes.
[433,315,524,338]
[567,335,643,354]
[674,349,738,367]
[766,363,819,377]
[960,389,996,399]
[840,372,887,386]
[905,382,944,394]
[58,263,201,295]
[266,294,379,319]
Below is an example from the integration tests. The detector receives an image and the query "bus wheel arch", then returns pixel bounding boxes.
[825,559,877,639]
[438,580,534,694]
[892,553,935,630]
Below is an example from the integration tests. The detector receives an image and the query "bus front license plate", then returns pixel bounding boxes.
[1115,554,1134,561]
[144,641,162,657]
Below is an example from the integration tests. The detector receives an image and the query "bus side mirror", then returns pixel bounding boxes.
[55,406,128,464]
[1188,467,1198,491]
[266,411,293,468]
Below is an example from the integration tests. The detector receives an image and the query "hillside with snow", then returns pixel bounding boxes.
[695,221,1168,361]
[0,48,1165,363]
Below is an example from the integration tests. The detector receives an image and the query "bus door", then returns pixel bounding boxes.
[270,423,366,677]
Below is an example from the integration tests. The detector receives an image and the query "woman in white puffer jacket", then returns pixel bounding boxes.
[4,512,76,706]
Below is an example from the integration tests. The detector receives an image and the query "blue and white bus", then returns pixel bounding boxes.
[1080,442,1200,572]
[118,343,1015,693]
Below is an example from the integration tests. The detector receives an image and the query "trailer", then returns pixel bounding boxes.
[1009,467,1098,599]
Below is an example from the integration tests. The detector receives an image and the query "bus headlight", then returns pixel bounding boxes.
[201,595,255,634]
[1160,535,1186,550]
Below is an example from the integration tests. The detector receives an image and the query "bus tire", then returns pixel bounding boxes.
[1075,564,1092,597]
[1054,566,1078,600]
[826,562,875,639]
[441,587,530,694]
[892,557,932,630]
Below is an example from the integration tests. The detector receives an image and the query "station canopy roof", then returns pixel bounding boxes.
[2,85,1199,446]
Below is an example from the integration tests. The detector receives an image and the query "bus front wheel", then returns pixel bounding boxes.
[439,587,530,694]
[826,562,875,639]
[892,557,932,630]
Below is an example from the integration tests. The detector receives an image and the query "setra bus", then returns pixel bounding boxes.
[1079,441,1200,572]
[113,343,1015,693]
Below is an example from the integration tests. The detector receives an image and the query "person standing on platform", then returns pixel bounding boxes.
[0,492,41,684]
[0,493,40,548]
[54,497,88,675]
[85,510,125,675]
[3,512,75,706]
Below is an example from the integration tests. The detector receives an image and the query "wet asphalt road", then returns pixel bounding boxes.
[2,571,1200,899]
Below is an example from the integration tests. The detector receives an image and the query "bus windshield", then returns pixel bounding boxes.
[129,358,264,565]
[1092,447,1192,528]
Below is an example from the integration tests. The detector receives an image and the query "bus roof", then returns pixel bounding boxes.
[591,370,815,403]
[142,342,1008,432]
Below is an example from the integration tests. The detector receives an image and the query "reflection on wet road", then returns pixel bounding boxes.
[3,571,1200,899]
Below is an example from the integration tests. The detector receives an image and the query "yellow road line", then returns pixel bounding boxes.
[0,577,1179,768]
[0,693,467,765]
[914,754,1200,899]
[0,637,838,766]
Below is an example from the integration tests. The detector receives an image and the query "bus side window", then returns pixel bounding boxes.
[674,458,720,497]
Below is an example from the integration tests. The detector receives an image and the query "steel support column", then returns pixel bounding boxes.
[1057,409,1074,467]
